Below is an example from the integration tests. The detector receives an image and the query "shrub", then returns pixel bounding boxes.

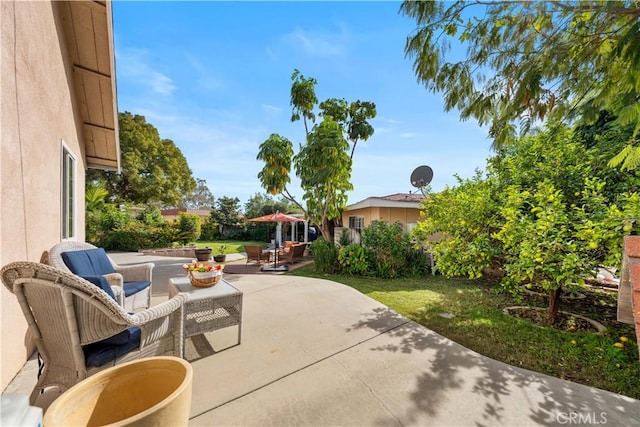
[100,204,132,231]
[175,213,201,245]
[136,205,164,225]
[310,238,339,273]
[362,221,413,278]
[100,222,173,251]
[200,217,219,241]
[338,244,371,275]
[338,228,352,247]
[405,247,432,277]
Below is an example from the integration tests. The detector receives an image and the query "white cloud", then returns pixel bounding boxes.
[116,47,176,95]
[273,25,350,58]
[183,53,223,91]
[261,104,282,115]
[150,72,176,95]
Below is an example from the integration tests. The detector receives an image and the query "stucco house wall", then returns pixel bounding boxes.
[341,194,424,233]
[1,0,118,391]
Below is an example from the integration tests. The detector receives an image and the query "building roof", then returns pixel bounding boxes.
[58,1,120,171]
[344,193,425,211]
[161,208,212,216]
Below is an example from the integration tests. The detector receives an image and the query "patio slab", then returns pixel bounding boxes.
[5,252,639,426]
[187,278,640,427]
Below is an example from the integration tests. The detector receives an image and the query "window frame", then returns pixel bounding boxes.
[348,215,365,231]
[61,142,77,240]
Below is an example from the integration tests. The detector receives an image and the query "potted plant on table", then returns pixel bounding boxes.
[213,243,228,263]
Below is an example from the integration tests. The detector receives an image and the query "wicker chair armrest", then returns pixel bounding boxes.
[103,272,123,287]
[110,285,125,307]
[131,294,186,324]
[132,294,186,349]
[114,263,153,282]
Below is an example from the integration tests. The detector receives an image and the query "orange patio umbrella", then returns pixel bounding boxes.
[246,211,304,223]
[247,211,304,271]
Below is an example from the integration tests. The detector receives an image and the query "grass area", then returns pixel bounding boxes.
[195,240,266,254]
[290,265,640,399]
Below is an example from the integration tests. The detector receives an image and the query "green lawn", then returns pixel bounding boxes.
[195,240,266,254]
[290,265,640,399]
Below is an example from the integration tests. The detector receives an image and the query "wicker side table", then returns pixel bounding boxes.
[168,276,243,348]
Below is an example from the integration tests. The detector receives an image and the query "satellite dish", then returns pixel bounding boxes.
[410,165,433,188]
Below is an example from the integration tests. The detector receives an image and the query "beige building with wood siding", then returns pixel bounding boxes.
[1,0,119,390]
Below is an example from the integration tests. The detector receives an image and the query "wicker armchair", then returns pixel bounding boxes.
[280,243,306,264]
[1,261,186,405]
[244,245,271,265]
[47,241,153,312]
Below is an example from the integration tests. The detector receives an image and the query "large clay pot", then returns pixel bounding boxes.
[43,356,193,426]
[194,247,212,261]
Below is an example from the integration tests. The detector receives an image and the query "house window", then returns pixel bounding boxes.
[62,145,76,239]
[348,216,364,230]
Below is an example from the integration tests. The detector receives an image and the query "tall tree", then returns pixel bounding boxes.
[210,196,242,237]
[183,178,215,209]
[401,1,640,167]
[257,70,376,242]
[87,112,196,206]
[244,193,300,220]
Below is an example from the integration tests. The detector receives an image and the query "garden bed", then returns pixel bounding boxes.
[503,306,607,334]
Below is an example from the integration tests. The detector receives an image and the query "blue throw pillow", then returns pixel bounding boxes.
[61,248,115,276]
[81,275,117,301]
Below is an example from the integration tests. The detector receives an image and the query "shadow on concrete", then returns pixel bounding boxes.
[350,307,639,427]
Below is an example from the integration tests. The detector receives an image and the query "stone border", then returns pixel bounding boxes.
[140,247,197,258]
[503,306,608,334]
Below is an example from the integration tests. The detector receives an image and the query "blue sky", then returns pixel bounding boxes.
[112,1,493,208]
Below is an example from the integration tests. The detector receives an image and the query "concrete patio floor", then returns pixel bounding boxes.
[4,252,639,426]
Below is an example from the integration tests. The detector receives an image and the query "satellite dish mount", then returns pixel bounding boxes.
[410,165,433,196]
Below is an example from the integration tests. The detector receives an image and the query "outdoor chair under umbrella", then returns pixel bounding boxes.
[247,211,304,271]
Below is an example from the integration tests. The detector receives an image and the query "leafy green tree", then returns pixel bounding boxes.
[244,193,299,219]
[175,213,201,245]
[401,1,640,166]
[413,171,502,279]
[295,117,353,240]
[88,112,196,206]
[242,193,299,241]
[183,178,215,209]
[85,180,109,243]
[210,196,242,237]
[416,122,640,324]
[257,70,376,242]
[136,205,164,225]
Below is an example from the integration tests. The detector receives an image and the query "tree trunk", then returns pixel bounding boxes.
[547,288,562,325]
[319,217,334,243]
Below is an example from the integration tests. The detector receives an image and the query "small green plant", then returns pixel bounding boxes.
[310,238,339,273]
[217,242,228,255]
[338,228,352,247]
[338,244,370,275]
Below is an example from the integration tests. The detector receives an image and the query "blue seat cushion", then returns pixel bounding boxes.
[83,326,141,368]
[123,281,151,297]
[61,248,115,276]
[81,275,117,302]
